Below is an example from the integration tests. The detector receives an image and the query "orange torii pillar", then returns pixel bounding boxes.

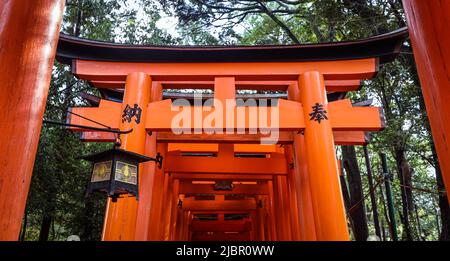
[299,72,349,240]
[287,83,317,241]
[148,143,168,240]
[284,145,302,240]
[102,73,152,240]
[134,82,163,240]
[402,0,450,203]
[167,178,180,240]
[272,175,292,240]
[160,171,173,240]
[0,0,65,240]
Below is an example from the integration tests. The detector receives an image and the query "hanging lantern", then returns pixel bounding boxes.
[82,147,160,202]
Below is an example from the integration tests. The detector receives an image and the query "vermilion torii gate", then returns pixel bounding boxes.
[54,28,406,241]
[1,0,449,241]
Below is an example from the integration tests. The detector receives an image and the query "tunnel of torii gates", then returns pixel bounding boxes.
[58,28,408,242]
[1,0,450,242]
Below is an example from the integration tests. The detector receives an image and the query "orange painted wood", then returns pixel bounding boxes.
[134,79,160,241]
[234,144,278,153]
[175,195,186,240]
[182,198,257,211]
[287,83,317,240]
[179,183,269,195]
[168,143,218,152]
[167,143,277,153]
[299,72,349,240]
[293,134,317,240]
[403,0,450,203]
[145,99,383,132]
[192,232,251,241]
[73,58,377,82]
[214,77,236,104]
[102,72,152,241]
[80,131,116,142]
[330,107,385,131]
[162,175,174,240]
[79,129,368,145]
[172,173,273,181]
[147,143,167,240]
[156,132,294,144]
[68,102,121,131]
[0,0,65,240]
[156,131,367,145]
[266,181,277,241]
[71,99,381,137]
[146,99,305,132]
[167,179,181,241]
[90,79,360,92]
[284,145,302,240]
[274,176,292,240]
[190,220,252,232]
[165,153,287,175]
[333,131,369,145]
[169,179,180,240]
[256,195,266,241]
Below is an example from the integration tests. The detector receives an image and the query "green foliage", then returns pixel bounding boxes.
[24,0,447,241]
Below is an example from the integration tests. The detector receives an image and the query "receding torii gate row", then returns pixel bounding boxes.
[1,0,449,241]
[62,50,391,240]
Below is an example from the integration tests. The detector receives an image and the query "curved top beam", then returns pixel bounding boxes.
[56,28,408,65]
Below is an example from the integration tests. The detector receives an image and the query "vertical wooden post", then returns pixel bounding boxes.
[134,82,162,240]
[256,195,266,241]
[380,153,398,241]
[169,179,180,240]
[363,146,382,238]
[148,143,168,240]
[0,0,65,240]
[267,180,277,241]
[162,173,174,240]
[274,176,292,240]
[402,0,450,204]
[288,83,317,241]
[102,72,152,240]
[175,194,185,240]
[284,145,301,240]
[299,71,349,241]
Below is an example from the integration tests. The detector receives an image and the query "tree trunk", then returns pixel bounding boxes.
[434,150,450,240]
[342,146,369,241]
[363,146,382,238]
[19,210,28,241]
[38,214,52,241]
[339,174,353,236]
[394,147,414,240]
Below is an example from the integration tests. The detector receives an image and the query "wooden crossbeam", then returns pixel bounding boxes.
[190,220,252,232]
[68,98,383,137]
[68,99,121,131]
[145,98,384,132]
[74,59,377,82]
[90,79,361,92]
[172,173,273,181]
[179,183,269,195]
[165,153,287,175]
[146,99,304,132]
[191,232,251,241]
[78,130,369,145]
[168,144,279,153]
[182,198,257,211]
[157,131,368,145]
[156,132,293,144]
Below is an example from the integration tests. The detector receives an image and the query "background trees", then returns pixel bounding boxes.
[22,0,449,241]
